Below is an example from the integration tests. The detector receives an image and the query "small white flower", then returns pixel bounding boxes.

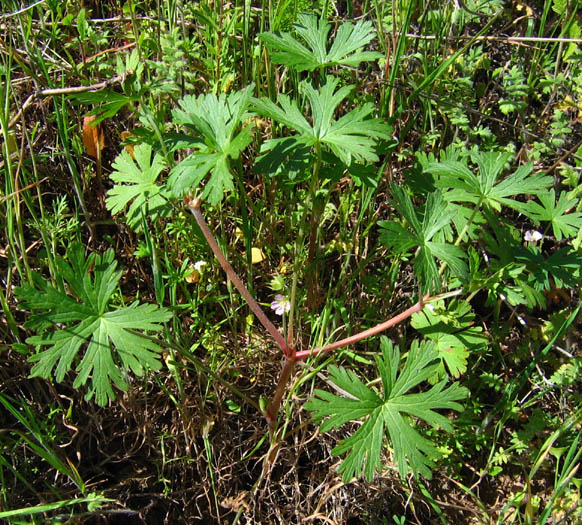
[524,230,543,242]
[194,260,207,271]
[270,294,291,316]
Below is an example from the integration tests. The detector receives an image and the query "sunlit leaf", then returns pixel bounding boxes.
[306,337,468,480]
[15,243,172,406]
[106,143,171,230]
[411,300,487,378]
[525,189,582,241]
[168,86,255,205]
[259,14,382,72]
[425,150,553,213]
[253,75,392,168]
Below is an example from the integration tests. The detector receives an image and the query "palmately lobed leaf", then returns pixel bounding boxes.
[259,15,382,72]
[254,76,392,169]
[168,87,255,205]
[411,300,488,378]
[17,278,93,328]
[332,409,385,481]
[525,189,582,241]
[306,337,468,481]
[171,88,254,150]
[427,151,553,213]
[106,143,171,231]
[516,245,582,291]
[307,365,382,432]
[379,187,467,293]
[27,321,96,382]
[252,94,314,139]
[15,243,173,406]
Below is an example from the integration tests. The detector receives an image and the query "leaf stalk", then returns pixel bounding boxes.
[187,199,450,430]
[187,197,292,357]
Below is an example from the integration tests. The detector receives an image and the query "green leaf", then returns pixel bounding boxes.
[411,300,488,378]
[516,245,582,291]
[305,337,468,481]
[259,14,382,72]
[168,86,255,205]
[525,189,582,241]
[426,150,553,213]
[254,137,313,181]
[106,143,171,231]
[253,76,392,167]
[15,243,172,406]
[378,186,467,293]
[72,91,141,124]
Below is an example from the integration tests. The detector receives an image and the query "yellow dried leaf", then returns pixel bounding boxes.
[234,227,244,242]
[251,247,266,264]
[185,263,201,283]
[185,270,200,284]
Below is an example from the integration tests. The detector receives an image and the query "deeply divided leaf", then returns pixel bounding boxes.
[106,143,171,231]
[168,86,255,205]
[15,243,172,406]
[379,186,467,293]
[411,300,488,378]
[259,14,382,72]
[253,76,392,168]
[306,337,468,481]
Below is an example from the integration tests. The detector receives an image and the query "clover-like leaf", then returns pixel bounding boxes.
[259,14,382,73]
[15,243,172,406]
[379,186,468,293]
[106,143,171,231]
[306,337,468,481]
[253,75,392,167]
[168,85,255,205]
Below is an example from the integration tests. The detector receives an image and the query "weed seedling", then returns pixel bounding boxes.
[187,196,468,481]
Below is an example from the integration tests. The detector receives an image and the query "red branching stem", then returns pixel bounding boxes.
[186,196,436,431]
[265,356,296,434]
[293,297,427,361]
[187,198,291,356]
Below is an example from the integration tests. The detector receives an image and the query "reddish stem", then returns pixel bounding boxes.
[293,297,427,360]
[265,356,296,434]
[186,198,432,432]
[187,198,291,357]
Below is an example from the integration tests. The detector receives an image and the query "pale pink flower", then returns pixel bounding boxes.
[524,230,543,242]
[270,294,290,316]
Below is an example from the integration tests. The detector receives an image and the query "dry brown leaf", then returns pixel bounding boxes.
[120,130,135,159]
[82,115,105,159]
